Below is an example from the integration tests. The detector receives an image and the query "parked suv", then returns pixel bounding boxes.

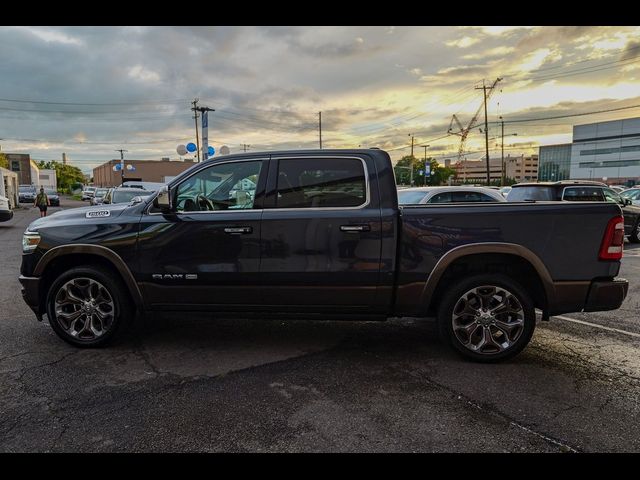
[507,180,640,242]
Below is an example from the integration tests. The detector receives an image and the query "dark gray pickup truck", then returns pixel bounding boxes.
[19,149,628,362]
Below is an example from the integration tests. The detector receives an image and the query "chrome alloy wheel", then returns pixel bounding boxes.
[451,285,525,355]
[53,277,115,340]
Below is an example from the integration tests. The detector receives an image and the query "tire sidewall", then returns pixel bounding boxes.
[630,220,640,243]
[46,266,127,347]
[437,273,536,363]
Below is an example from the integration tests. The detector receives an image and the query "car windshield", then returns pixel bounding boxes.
[19,186,35,192]
[397,190,429,204]
[507,186,555,201]
[45,189,57,195]
[95,189,108,196]
[112,189,153,203]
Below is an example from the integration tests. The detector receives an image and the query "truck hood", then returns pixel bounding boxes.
[27,203,131,231]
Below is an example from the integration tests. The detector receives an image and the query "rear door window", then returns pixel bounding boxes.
[427,192,453,203]
[506,186,556,201]
[452,191,498,202]
[562,187,605,201]
[275,158,366,208]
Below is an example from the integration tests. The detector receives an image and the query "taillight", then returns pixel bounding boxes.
[599,216,625,261]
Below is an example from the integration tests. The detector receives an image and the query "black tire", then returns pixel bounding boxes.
[629,220,640,243]
[437,273,536,363]
[46,265,132,347]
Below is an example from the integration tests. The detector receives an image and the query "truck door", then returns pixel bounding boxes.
[137,158,267,310]
[259,155,383,312]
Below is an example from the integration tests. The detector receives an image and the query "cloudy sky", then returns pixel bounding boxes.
[2,25,640,173]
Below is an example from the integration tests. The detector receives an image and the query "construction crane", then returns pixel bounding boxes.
[448,78,501,161]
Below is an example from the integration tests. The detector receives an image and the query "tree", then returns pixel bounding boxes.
[394,155,456,186]
[0,153,8,169]
[37,160,85,193]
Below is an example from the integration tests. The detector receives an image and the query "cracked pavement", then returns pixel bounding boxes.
[1,199,639,452]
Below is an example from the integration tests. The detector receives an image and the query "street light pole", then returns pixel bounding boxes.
[115,149,128,184]
[422,144,430,186]
[408,133,415,186]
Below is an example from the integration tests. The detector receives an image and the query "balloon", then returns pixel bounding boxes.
[176,144,187,156]
[186,142,197,153]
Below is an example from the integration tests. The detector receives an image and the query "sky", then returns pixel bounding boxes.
[2,25,640,174]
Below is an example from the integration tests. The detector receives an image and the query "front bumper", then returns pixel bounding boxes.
[19,275,43,318]
[0,210,13,222]
[584,278,629,312]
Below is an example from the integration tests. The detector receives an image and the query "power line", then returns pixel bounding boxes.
[489,103,640,125]
[0,97,190,106]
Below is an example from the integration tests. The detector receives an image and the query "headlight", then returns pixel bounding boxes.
[22,232,41,253]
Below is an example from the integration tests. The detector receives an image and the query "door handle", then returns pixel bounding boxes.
[340,224,370,233]
[224,226,253,235]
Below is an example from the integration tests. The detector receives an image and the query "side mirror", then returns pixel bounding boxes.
[153,186,172,211]
[624,197,632,206]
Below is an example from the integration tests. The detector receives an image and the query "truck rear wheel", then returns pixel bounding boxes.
[46,265,131,347]
[437,274,536,362]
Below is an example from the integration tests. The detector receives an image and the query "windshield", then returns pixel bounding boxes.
[45,189,57,195]
[507,186,555,201]
[95,189,109,197]
[19,186,35,192]
[112,189,153,203]
[397,190,429,205]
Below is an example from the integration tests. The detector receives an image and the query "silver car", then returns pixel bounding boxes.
[397,186,507,205]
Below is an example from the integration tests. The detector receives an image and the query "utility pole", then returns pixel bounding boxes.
[476,78,501,186]
[318,111,322,149]
[115,149,128,184]
[500,116,505,187]
[191,98,200,162]
[408,133,415,186]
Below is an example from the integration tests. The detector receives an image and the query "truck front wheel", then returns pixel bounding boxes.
[437,274,536,362]
[46,265,131,347]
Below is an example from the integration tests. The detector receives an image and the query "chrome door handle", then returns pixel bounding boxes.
[340,224,370,233]
[224,226,253,234]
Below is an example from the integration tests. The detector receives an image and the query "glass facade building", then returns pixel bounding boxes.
[538,144,572,181]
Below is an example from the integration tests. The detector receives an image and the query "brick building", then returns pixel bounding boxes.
[93,159,196,187]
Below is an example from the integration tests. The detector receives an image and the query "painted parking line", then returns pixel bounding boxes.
[553,315,640,339]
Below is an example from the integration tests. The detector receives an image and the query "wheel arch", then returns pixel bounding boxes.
[34,244,144,312]
[421,243,555,315]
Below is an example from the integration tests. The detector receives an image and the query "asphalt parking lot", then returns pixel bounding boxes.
[1,198,639,452]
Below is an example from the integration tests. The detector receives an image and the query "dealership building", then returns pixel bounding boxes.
[539,117,640,185]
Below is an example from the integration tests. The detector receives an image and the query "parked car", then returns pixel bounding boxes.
[45,189,60,207]
[0,194,12,222]
[499,186,512,198]
[81,187,96,201]
[19,149,628,362]
[18,185,37,203]
[608,186,626,194]
[90,188,109,205]
[397,186,506,205]
[103,186,155,205]
[620,188,640,206]
[507,180,640,243]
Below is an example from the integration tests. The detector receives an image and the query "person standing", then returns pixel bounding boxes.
[34,187,50,217]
